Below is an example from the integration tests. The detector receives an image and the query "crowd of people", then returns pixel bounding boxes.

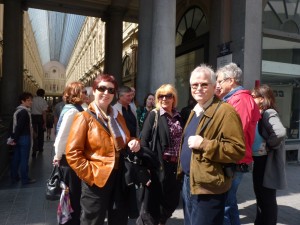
[8,62,287,225]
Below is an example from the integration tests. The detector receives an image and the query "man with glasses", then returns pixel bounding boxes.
[178,64,245,225]
[216,62,261,225]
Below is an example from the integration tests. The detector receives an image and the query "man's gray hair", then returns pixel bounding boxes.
[216,62,243,85]
[190,64,216,84]
[117,86,132,99]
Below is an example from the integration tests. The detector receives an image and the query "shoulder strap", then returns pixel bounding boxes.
[86,109,110,134]
[258,110,272,137]
[150,109,159,152]
[258,112,264,137]
[198,101,222,135]
[151,109,159,136]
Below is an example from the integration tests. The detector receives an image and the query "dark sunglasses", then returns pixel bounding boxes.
[158,93,173,100]
[96,86,115,94]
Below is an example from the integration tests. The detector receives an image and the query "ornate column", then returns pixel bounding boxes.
[104,7,124,86]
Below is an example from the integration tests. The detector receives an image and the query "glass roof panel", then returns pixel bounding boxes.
[28,8,85,67]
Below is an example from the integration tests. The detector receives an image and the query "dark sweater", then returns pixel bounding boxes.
[11,109,31,142]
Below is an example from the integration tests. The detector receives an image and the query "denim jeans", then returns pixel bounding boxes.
[223,171,244,225]
[182,174,226,225]
[10,135,31,184]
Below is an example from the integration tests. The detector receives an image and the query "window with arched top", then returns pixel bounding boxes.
[264,0,300,33]
[122,55,132,77]
[176,7,209,47]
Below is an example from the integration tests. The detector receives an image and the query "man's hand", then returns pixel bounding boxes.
[188,135,203,149]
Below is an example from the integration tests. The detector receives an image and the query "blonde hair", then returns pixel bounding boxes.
[155,84,178,109]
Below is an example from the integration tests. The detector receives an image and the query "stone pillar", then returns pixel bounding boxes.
[104,7,123,86]
[136,0,153,106]
[0,0,23,118]
[209,0,231,69]
[231,0,262,89]
[150,0,176,91]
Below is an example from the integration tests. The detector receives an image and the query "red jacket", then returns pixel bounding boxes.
[226,89,261,164]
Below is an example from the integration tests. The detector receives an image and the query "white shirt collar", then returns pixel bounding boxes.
[193,97,214,117]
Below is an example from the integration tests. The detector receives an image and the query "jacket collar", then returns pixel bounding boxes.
[203,96,222,118]
[223,86,245,102]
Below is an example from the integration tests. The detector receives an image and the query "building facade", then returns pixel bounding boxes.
[0,0,299,168]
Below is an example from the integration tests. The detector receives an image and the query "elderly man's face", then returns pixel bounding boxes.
[119,92,132,106]
[216,72,234,99]
[190,71,216,105]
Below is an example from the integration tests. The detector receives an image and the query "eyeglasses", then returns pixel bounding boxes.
[82,90,87,95]
[191,83,211,90]
[217,78,230,85]
[158,93,173,100]
[251,94,262,99]
[96,86,115,94]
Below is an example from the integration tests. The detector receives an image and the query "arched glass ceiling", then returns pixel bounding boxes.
[28,8,86,67]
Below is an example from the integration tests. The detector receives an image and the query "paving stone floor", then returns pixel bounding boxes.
[0,135,299,225]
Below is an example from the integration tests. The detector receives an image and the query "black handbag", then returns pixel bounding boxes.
[123,152,151,186]
[45,165,63,200]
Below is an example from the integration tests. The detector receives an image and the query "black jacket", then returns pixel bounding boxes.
[139,109,182,179]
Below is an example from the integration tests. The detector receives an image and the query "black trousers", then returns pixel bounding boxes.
[145,160,181,224]
[253,156,277,225]
[60,155,81,225]
[80,170,128,225]
[31,115,44,152]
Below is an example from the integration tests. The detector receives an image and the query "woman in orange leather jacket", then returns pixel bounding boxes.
[66,74,140,225]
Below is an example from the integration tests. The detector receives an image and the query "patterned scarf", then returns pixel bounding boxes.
[93,103,126,151]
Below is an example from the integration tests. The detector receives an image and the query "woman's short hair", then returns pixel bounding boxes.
[155,84,178,109]
[252,84,277,111]
[64,81,85,105]
[92,73,118,93]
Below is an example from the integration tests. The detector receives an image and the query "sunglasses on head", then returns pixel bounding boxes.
[158,93,173,100]
[96,86,115,94]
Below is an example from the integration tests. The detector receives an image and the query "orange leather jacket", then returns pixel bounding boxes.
[66,103,130,188]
